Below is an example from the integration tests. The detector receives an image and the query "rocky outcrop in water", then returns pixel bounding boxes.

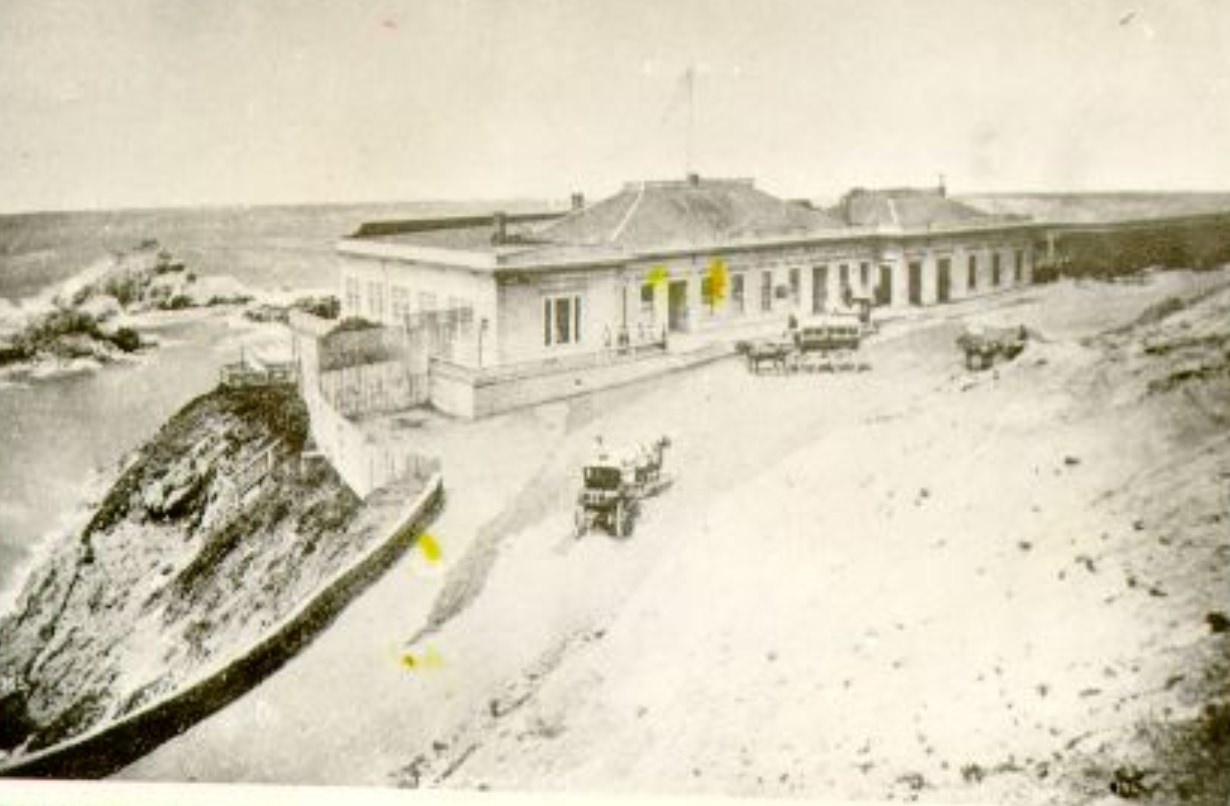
[0,241,255,378]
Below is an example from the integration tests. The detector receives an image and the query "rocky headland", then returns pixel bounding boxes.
[0,383,373,759]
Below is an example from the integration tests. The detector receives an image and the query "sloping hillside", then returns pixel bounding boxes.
[0,385,368,756]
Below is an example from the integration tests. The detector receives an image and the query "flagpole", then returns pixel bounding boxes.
[686,64,694,177]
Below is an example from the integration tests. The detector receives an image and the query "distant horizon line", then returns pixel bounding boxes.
[4,187,1230,219]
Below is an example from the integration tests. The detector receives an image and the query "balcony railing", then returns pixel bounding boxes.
[434,339,668,385]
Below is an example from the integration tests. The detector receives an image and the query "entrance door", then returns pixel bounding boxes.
[876,264,892,306]
[668,280,688,332]
[937,258,951,303]
[812,265,828,313]
[908,261,923,305]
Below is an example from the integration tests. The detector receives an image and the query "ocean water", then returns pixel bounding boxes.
[0,313,272,608]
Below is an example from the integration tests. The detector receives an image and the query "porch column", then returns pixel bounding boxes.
[654,279,668,336]
[951,249,969,300]
[920,253,938,306]
[800,265,814,317]
[891,258,909,308]
[978,248,993,292]
[688,268,704,331]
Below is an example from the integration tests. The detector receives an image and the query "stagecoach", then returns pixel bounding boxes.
[574,436,672,538]
[956,324,1030,370]
[737,312,870,374]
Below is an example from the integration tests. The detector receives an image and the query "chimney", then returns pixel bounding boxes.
[687,172,700,186]
[938,174,947,197]
[492,211,507,244]
[570,192,585,212]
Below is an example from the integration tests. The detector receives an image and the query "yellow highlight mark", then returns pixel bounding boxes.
[400,647,445,671]
[646,266,670,289]
[418,533,442,564]
[706,258,729,308]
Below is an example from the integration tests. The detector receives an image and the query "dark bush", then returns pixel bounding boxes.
[220,386,310,450]
[294,295,341,320]
[109,327,141,352]
[102,274,144,307]
[32,309,102,341]
[328,316,380,335]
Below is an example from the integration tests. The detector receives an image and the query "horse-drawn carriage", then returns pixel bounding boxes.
[737,313,870,374]
[574,436,672,538]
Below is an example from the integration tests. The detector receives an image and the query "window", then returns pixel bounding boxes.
[640,282,654,313]
[418,291,437,312]
[345,277,361,315]
[1014,249,1024,282]
[761,271,773,311]
[839,264,849,288]
[391,286,410,324]
[731,273,745,313]
[789,268,800,303]
[992,253,1002,286]
[367,281,384,320]
[967,254,977,290]
[859,262,870,292]
[543,295,582,347]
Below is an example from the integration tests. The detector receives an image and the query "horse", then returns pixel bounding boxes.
[631,435,668,484]
[737,339,794,374]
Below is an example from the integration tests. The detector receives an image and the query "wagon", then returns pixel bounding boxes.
[574,436,672,538]
[956,325,1029,370]
[792,314,868,372]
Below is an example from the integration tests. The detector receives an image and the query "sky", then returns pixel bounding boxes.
[1,0,1228,213]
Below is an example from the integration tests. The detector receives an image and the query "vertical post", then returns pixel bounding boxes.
[921,253,938,306]
[686,65,694,177]
[478,317,487,368]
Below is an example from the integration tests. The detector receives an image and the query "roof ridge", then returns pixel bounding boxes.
[608,181,646,244]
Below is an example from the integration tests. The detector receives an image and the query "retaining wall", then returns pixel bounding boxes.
[300,378,438,498]
[0,473,443,780]
[431,342,732,419]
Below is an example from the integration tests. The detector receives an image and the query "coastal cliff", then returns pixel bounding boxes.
[0,383,367,757]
